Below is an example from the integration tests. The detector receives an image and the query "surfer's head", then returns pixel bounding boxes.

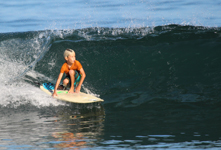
[64,49,76,63]
[64,48,75,58]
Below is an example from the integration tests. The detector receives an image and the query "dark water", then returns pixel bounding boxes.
[1,0,221,149]
[0,25,221,149]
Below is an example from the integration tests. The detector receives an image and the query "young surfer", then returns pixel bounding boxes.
[52,49,86,97]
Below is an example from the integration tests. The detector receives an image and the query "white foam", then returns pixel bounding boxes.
[0,31,67,108]
[82,84,100,98]
[0,81,66,108]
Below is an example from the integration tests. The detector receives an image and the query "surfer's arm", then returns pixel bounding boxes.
[52,73,63,97]
[75,68,86,93]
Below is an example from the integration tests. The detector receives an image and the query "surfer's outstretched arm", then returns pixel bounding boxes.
[52,73,63,97]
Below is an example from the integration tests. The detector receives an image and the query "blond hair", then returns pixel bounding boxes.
[64,48,75,58]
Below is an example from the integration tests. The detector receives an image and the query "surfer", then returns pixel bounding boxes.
[52,49,86,97]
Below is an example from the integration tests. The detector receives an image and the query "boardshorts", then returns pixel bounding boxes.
[65,70,81,88]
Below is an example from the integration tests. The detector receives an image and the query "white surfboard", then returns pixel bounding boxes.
[40,83,104,103]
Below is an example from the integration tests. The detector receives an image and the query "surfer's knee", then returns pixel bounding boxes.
[63,78,69,85]
[69,70,75,76]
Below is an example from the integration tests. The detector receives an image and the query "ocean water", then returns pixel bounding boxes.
[0,0,221,149]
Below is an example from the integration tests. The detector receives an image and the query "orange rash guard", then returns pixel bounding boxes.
[60,60,82,75]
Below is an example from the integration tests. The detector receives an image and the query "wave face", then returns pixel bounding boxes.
[0,25,220,108]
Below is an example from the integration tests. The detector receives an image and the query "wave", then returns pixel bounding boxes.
[0,24,220,108]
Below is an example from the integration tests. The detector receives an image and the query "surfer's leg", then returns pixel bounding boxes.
[63,77,69,86]
[61,75,70,90]
[68,70,75,93]
[74,71,81,86]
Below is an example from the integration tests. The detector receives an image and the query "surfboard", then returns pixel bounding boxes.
[40,83,104,103]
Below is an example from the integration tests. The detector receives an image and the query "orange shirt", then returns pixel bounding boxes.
[60,60,82,75]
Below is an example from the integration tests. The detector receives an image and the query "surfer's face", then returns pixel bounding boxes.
[65,53,76,63]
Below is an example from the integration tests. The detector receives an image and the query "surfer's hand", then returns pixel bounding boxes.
[52,92,57,97]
